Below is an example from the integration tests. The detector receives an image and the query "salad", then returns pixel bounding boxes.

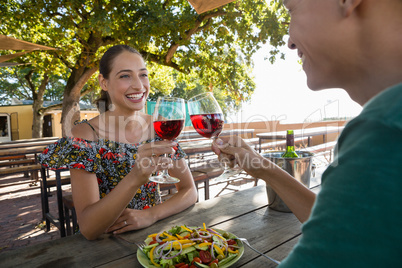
[139,223,243,268]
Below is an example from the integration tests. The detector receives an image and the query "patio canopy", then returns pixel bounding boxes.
[187,0,236,14]
[0,34,56,66]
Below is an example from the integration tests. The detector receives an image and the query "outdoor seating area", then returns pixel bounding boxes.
[2,0,402,265]
[0,121,343,256]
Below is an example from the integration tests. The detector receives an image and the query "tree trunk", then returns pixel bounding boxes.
[32,103,44,138]
[61,66,98,137]
[31,74,48,138]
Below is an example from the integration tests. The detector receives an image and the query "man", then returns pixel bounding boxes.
[212,0,402,266]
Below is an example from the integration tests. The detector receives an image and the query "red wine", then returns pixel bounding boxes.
[190,113,224,138]
[154,119,184,140]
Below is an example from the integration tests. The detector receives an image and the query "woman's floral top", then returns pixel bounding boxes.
[38,134,186,210]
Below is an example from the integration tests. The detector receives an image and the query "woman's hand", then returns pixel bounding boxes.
[106,208,155,234]
[129,140,177,185]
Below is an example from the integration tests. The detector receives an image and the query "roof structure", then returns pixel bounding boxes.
[0,35,57,67]
[186,0,236,13]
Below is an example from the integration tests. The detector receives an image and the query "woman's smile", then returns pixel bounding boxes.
[126,92,146,103]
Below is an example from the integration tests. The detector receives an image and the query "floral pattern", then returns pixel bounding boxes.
[38,133,186,210]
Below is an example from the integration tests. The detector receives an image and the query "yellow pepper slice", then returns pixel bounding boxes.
[228,248,239,254]
[212,232,226,243]
[162,232,179,242]
[149,246,160,267]
[169,240,195,250]
[201,222,207,231]
[175,239,193,244]
[175,242,196,250]
[176,234,184,240]
[198,242,212,248]
[181,225,193,232]
[213,244,224,256]
[147,233,158,238]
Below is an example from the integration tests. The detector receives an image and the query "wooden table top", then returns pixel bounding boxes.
[257,126,344,140]
[0,137,59,146]
[0,139,58,150]
[0,185,303,267]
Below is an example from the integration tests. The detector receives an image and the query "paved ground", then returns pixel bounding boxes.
[0,157,326,254]
[0,174,68,252]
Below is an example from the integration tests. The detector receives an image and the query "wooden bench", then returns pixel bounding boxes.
[0,155,27,161]
[301,141,337,154]
[0,159,36,168]
[301,141,337,166]
[0,164,41,182]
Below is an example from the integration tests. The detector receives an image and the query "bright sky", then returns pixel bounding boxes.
[227,43,363,124]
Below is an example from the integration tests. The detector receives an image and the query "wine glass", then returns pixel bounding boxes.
[187,92,242,181]
[150,96,186,184]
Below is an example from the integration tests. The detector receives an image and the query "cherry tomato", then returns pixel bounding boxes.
[209,259,219,265]
[149,240,158,245]
[227,239,237,245]
[192,257,202,264]
[189,265,197,268]
[175,263,187,268]
[199,250,212,264]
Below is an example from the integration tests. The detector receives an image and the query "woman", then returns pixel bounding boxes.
[39,45,197,240]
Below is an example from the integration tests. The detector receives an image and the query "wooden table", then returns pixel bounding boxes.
[0,185,305,267]
[0,137,59,146]
[256,126,344,152]
[0,138,58,150]
[0,144,47,158]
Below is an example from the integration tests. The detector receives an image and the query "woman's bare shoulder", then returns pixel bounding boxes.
[71,118,100,141]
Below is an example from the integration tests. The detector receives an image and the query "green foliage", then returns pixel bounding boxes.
[0,67,67,105]
[0,0,289,113]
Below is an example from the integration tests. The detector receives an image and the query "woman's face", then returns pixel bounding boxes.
[100,51,150,114]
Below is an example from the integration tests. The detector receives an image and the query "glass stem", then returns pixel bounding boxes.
[160,153,169,176]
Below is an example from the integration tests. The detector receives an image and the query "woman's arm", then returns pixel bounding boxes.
[70,140,176,240]
[70,168,145,240]
[108,158,197,234]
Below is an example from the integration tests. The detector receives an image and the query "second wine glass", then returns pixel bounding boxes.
[187,92,242,181]
[151,96,186,184]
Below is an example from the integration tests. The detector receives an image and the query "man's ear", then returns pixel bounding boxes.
[98,73,108,91]
[339,0,363,17]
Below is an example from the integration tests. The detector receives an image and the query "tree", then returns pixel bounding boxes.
[1,0,289,136]
[0,62,67,137]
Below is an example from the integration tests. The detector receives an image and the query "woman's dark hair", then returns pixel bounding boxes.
[95,45,143,113]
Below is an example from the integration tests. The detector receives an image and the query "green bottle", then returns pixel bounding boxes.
[282,130,299,158]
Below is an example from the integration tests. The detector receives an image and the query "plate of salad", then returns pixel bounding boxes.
[137,223,244,268]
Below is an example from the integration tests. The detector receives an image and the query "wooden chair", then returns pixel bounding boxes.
[62,194,78,236]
